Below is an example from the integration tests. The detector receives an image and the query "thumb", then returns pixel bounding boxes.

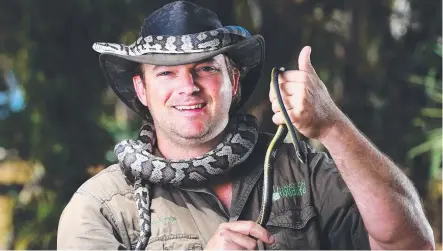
[298,46,316,75]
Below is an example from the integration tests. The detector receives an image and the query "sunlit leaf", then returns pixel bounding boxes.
[408,128,442,158]
[421,108,443,118]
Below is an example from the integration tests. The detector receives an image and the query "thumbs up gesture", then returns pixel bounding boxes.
[269,46,345,140]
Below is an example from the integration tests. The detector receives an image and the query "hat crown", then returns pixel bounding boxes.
[140,1,223,37]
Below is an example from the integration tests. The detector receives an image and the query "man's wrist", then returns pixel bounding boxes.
[319,113,354,151]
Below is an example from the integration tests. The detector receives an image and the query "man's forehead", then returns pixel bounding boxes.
[144,54,226,69]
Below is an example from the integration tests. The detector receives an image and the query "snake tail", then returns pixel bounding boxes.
[256,125,287,226]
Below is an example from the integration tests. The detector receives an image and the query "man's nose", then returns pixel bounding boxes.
[178,72,200,94]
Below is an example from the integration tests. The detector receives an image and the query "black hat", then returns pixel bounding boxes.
[93,1,265,116]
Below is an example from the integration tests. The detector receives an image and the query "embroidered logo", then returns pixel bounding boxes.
[272,181,306,201]
[151,216,177,225]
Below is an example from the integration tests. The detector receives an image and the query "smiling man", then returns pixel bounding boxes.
[57,1,434,250]
[133,55,238,157]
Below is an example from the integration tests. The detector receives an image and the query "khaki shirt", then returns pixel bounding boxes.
[57,133,370,249]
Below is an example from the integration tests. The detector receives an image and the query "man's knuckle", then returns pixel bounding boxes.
[218,222,228,230]
[295,84,306,95]
[218,229,228,238]
[298,107,306,116]
[272,103,279,112]
[289,111,301,123]
[289,113,296,123]
[246,241,257,250]
[221,239,231,249]
[247,221,259,234]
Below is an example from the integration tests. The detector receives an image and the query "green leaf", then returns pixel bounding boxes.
[430,147,442,179]
[421,108,443,118]
[408,128,442,158]
[434,38,442,57]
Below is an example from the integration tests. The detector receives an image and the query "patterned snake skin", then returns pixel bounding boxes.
[93,26,251,56]
[115,114,259,250]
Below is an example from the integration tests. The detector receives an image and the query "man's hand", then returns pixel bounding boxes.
[269,46,344,140]
[204,221,275,250]
[269,47,435,249]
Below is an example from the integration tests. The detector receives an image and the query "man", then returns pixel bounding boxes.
[57,1,434,250]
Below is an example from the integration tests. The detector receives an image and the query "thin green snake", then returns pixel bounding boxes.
[256,67,307,227]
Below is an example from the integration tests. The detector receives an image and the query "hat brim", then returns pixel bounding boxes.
[98,35,264,117]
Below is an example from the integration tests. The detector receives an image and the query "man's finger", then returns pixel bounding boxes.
[269,73,309,102]
[219,221,274,244]
[219,229,257,250]
[271,95,303,113]
[272,111,301,126]
[270,83,306,111]
[277,71,310,83]
[269,89,292,108]
[298,46,317,76]
[269,81,307,101]
[272,112,285,125]
[269,80,299,101]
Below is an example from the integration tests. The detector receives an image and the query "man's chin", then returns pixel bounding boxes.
[170,123,214,141]
[176,120,206,134]
[175,129,209,140]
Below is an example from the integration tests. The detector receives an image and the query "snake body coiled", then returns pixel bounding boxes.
[116,114,259,250]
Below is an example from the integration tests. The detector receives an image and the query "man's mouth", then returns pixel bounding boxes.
[173,103,206,111]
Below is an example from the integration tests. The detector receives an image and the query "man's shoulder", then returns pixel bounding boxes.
[75,164,134,203]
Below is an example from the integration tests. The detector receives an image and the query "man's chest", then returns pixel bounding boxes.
[141,175,320,250]
[145,187,227,250]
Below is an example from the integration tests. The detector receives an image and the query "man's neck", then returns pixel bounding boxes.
[155,132,225,160]
[213,182,233,210]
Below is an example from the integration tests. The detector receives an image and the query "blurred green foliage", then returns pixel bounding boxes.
[408,44,442,179]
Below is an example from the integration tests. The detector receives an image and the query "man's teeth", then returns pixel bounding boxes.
[175,104,203,110]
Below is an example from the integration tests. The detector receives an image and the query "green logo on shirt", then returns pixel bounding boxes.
[152,216,177,225]
[272,181,306,201]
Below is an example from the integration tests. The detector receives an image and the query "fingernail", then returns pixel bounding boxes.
[269,235,275,243]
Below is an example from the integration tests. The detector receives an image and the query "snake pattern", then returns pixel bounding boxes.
[93,26,251,56]
[115,114,259,250]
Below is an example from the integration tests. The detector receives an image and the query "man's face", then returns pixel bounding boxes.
[133,55,239,144]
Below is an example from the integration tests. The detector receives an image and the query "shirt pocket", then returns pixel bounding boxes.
[265,205,320,250]
[146,234,203,250]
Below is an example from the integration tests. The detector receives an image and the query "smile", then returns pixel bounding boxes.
[174,104,206,110]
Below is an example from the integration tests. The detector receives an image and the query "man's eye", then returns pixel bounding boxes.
[198,66,217,72]
[157,71,172,76]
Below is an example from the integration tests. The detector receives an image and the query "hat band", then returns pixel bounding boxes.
[92,26,250,56]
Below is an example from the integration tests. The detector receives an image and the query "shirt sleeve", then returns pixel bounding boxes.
[57,190,127,250]
[306,144,371,249]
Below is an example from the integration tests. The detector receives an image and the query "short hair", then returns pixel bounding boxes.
[132,55,243,119]
[132,64,149,119]
[224,56,243,112]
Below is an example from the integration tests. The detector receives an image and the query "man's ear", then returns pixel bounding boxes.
[231,68,240,96]
[133,75,148,106]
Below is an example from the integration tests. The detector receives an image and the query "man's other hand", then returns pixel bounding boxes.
[204,221,275,250]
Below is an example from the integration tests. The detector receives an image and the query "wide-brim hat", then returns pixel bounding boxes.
[92,1,265,117]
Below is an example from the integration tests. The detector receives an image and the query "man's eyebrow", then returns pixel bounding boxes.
[195,57,216,65]
[152,58,218,71]
[152,65,168,71]
[152,57,220,71]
